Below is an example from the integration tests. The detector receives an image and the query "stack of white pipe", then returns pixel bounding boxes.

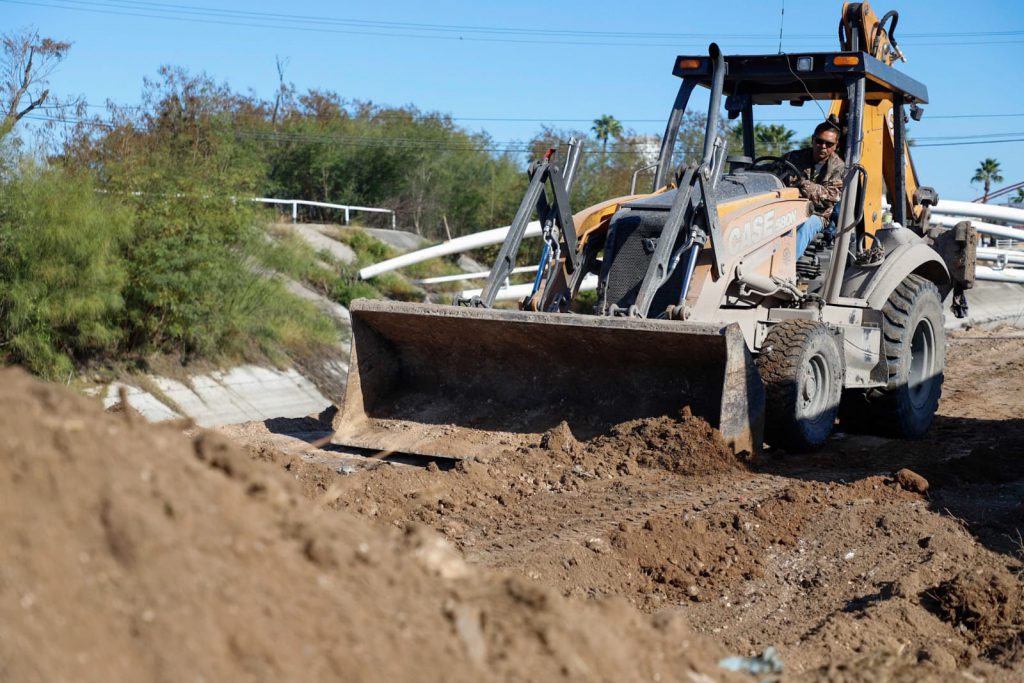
[359,221,541,280]
[933,199,1024,228]
[930,200,1024,285]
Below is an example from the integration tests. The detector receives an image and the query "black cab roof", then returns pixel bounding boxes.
[672,51,928,105]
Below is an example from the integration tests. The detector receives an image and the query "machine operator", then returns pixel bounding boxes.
[782,121,846,258]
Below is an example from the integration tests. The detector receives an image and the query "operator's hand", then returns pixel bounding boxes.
[797,178,813,194]
[777,166,799,187]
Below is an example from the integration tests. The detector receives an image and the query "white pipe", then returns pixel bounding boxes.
[460,274,599,302]
[360,221,542,280]
[976,265,1024,284]
[929,214,1024,241]
[933,200,1024,226]
[415,265,538,285]
[977,248,1024,266]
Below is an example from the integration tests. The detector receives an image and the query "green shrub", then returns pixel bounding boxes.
[375,272,424,302]
[0,164,131,378]
[254,230,337,292]
[335,227,396,267]
[213,274,339,363]
[121,196,340,362]
[331,272,380,308]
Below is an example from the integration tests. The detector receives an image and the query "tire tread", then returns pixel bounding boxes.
[840,274,945,438]
[757,320,841,451]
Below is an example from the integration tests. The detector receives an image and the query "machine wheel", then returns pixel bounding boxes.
[846,274,945,438]
[757,320,843,451]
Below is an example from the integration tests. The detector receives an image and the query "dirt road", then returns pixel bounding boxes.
[225,329,1024,681]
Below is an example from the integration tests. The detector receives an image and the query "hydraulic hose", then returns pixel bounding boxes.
[701,43,726,166]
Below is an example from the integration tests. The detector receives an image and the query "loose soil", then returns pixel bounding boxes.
[0,368,741,683]
[3,328,1023,682]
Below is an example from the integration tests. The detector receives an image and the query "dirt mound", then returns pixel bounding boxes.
[588,407,741,476]
[924,568,1024,664]
[0,367,743,683]
[521,409,740,480]
[607,505,766,604]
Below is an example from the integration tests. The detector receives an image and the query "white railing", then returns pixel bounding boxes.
[254,198,396,228]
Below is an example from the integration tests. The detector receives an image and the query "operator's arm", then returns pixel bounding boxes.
[798,158,846,217]
[798,176,843,207]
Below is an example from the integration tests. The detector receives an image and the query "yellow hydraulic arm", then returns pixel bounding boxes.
[828,2,930,237]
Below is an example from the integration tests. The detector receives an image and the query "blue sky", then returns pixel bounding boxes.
[7,0,1023,203]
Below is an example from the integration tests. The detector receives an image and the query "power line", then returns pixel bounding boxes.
[14,0,1024,40]
[4,0,1023,48]
[58,103,1024,125]
[915,131,1024,141]
[915,138,1024,148]
[24,112,1024,152]
[19,113,633,154]
[925,113,1024,120]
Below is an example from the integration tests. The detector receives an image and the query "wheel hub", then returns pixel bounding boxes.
[908,317,937,409]
[801,354,830,416]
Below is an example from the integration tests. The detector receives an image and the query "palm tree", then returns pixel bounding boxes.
[591,114,623,160]
[1012,187,1024,206]
[755,123,796,157]
[971,158,1004,203]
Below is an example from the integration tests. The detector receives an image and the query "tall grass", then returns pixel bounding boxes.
[0,161,340,377]
[118,193,340,364]
[0,163,131,378]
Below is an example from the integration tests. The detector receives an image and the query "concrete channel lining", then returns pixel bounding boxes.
[103,365,331,427]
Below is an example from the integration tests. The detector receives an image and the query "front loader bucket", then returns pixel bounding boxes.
[333,300,764,459]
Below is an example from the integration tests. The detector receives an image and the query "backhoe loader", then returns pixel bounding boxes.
[333,2,975,457]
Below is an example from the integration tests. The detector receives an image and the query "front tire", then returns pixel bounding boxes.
[757,320,843,451]
[867,275,945,437]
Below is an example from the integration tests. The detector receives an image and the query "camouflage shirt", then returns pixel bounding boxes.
[781,148,846,220]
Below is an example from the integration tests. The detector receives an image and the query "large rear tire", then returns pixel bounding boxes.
[843,274,945,438]
[757,320,843,451]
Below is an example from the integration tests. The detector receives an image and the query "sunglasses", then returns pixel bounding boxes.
[813,138,837,148]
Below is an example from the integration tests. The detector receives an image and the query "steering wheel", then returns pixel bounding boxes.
[750,156,803,186]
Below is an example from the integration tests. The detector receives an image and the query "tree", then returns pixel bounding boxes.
[1011,187,1024,206]
[728,122,797,158]
[591,114,623,161]
[1,29,72,137]
[971,158,1003,203]
[678,112,727,166]
[755,124,796,157]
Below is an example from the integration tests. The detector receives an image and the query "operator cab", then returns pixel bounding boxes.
[655,48,930,227]
[596,46,934,318]
[644,47,931,300]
